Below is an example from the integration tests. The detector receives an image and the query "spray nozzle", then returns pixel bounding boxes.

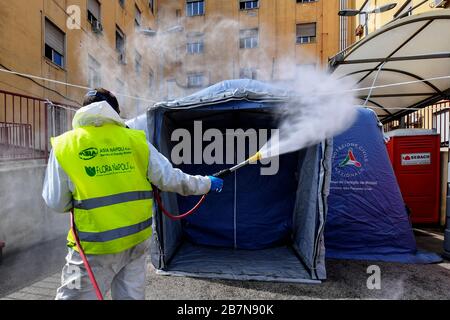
[212,151,263,178]
[248,151,262,163]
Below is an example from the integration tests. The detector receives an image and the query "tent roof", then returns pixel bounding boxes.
[153,79,291,110]
[330,10,450,123]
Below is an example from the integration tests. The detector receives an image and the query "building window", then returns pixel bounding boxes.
[116,26,126,64]
[240,28,259,49]
[135,51,142,74]
[87,0,101,24]
[186,0,205,17]
[135,5,142,27]
[240,68,257,80]
[116,79,125,107]
[187,73,205,88]
[88,55,102,88]
[240,0,259,10]
[149,0,155,13]
[87,0,103,32]
[45,19,65,68]
[296,23,316,44]
[297,63,316,72]
[116,26,125,53]
[166,79,176,99]
[118,0,125,8]
[187,41,204,54]
[134,100,142,116]
[297,0,317,3]
[149,69,154,89]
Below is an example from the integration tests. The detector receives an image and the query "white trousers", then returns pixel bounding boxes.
[55,239,150,300]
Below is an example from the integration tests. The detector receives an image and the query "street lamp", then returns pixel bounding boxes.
[338,9,360,17]
[338,3,397,36]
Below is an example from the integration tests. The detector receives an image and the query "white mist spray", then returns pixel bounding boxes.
[259,67,357,159]
[77,14,357,154]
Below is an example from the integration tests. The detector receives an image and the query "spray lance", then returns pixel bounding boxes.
[211,151,263,178]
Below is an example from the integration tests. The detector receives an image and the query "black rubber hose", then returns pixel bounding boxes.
[212,168,232,178]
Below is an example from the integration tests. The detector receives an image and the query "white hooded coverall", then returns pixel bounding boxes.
[42,101,211,300]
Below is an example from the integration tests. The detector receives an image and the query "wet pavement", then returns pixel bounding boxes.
[1,228,449,300]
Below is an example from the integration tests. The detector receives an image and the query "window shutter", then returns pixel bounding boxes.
[297,23,316,37]
[45,19,65,54]
[88,0,100,19]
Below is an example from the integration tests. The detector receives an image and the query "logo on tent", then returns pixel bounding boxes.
[339,148,362,168]
[333,143,368,178]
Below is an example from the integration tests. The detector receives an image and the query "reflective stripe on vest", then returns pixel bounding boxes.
[77,217,152,242]
[73,191,153,210]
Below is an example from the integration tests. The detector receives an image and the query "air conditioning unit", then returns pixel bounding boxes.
[118,52,127,65]
[139,28,157,37]
[92,20,103,33]
[430,0,448,8]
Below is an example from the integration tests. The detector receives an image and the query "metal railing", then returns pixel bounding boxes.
[0,90,78,162]
[0,122,33,160]
[383,100,450,147]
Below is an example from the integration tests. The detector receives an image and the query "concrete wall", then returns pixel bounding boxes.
[0,162,67,254]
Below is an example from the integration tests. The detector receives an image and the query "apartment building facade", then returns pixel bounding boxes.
[157,0,351,99]
[0,0,158,118]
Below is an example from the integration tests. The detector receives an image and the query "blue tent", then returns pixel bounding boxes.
[142,80,329,283]
[325,108,441,264]
[127,81,440,285]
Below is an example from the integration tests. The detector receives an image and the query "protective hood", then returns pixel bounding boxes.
[72,101,126,129]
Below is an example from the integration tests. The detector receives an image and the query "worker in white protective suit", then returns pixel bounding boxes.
[42,88,223,300]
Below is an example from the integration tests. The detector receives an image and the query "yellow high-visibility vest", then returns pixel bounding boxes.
[51,123,153,255]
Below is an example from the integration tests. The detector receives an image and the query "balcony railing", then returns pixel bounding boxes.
[0,90,77,162]
[383,100,450,147]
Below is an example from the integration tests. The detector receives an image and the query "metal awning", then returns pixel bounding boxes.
[330,10,450,123]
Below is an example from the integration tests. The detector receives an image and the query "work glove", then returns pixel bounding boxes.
[208,176,224,193]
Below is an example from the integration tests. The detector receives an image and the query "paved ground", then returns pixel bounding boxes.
[1,228,449,300]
